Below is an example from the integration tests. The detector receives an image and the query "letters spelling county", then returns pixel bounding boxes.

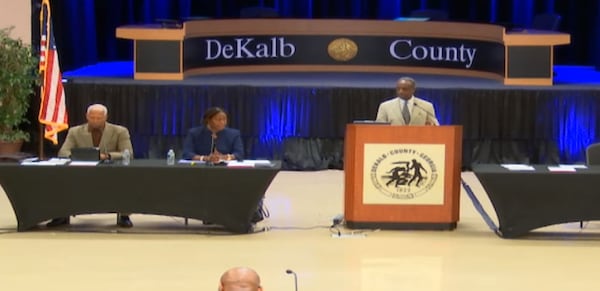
[389,39,477,68]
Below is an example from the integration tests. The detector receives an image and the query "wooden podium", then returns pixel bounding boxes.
[344,124,462,230]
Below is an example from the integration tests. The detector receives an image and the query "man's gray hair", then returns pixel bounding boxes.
[87,104,108,116]
[398,76,417,88]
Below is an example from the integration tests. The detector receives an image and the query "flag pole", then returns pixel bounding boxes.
[38,124,45,160]
[38,1,45,160]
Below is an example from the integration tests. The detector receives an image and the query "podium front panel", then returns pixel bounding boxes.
[344,124,462,230]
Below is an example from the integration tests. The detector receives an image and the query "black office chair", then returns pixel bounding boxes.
[240,6,279,18]
[531,13,561,31]
[580,143,600,228]
[409,9,449,21]
[586,143,600,165]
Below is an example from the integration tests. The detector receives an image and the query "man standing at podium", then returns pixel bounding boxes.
[376,77,439,126]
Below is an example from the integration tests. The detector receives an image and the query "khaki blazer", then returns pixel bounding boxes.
[58,122,133,159]
[375,96,439,126]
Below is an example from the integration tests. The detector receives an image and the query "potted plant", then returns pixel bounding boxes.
[0,26,38,154]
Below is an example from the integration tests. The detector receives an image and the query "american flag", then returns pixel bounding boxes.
[39,0,68,145]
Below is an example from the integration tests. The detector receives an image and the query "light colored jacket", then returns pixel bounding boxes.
[375,96,439,126]
[58,122,133,159]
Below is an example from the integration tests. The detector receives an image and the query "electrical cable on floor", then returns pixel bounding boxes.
[461,178,502,237]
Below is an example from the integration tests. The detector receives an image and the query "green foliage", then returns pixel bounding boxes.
[0,26,38,142]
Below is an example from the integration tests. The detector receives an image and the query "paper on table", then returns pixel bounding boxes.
[500,164,535,171]
[226,160,272,167]
[69,161,100,166]
[20,157,70,166]
[548,166,576,172]
[178,159,205,164]
[21,160,58,166]
[558,164,587,169]
[226,160,256,167]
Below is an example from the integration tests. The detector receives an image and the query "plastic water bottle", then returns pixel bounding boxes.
[167,149,175,166]
[122,149,131,166]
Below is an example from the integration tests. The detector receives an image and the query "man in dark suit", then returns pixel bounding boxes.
[376,77,439,126]
[182,107,244,162]
[48,103,135,228]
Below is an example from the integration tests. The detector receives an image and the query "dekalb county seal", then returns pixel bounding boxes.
[370,148,438,199]
[327,38,358,62]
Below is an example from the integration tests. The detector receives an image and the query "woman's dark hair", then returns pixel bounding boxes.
[202,107,227,125]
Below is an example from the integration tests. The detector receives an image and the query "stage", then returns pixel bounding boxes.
[61,62,600,170]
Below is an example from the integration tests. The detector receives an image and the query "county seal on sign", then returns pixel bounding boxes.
[363,144,445,205]
[327,38,358,62]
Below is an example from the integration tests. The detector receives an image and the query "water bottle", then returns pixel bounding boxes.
[167,149,175,165]
[122,149,131,166]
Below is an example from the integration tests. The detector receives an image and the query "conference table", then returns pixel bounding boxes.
[472,164,600,238]
[0,159,280,233]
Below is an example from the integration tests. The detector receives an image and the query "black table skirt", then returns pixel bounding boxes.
[0,160,280,233]
[473,164,600,238]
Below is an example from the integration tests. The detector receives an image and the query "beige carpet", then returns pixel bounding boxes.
[1,171,600,291]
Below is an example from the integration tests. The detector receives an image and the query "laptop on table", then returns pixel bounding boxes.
[70,147,101,161]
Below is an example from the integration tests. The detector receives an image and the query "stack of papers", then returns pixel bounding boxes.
[69,161,100,166]
[547,164,587,172]
[500,164,535,171]
[177,159,272,167]
[20,158,70,166]
[227,160,272,167]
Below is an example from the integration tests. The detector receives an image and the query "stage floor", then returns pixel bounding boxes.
[2,171,600,290]
[63,61,600,90]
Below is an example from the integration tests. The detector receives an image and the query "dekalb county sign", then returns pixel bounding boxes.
[184,35,504,75]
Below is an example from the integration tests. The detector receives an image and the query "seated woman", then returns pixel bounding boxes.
[182,107,244,162]
[182,107,265,223]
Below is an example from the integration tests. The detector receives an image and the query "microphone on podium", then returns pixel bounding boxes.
[285,269,298,291]
[413,102,439,125]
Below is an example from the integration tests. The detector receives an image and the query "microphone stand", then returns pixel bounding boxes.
[286,269,298,291]
[413,102,439,125]
[206,134,217,166]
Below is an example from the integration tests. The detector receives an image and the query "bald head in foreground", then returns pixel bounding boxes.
[218,267,263,291]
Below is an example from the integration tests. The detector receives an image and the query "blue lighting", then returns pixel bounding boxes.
[555,96,596,163]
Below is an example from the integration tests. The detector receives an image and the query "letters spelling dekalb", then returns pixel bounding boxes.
[202,37,479,69]
[205,37,295,60]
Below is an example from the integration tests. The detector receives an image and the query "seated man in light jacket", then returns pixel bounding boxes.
[49,103,134,228]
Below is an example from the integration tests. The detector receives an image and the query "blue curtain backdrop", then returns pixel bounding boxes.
[31,0,600,165]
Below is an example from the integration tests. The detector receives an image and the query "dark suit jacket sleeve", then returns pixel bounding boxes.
[182,127,245,160]
[230,129,244,160]
[182,128,199,160]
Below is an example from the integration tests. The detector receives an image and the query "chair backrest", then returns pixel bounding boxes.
[240,6,279,18]
[531,13,561,30]
[585,143,600,165]
[409,9,449,21]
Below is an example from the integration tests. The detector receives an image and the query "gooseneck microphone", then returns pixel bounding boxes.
[285,269,298,291]
[210,133,217,154]
[207,133,217,166]
[413,102,439,125]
